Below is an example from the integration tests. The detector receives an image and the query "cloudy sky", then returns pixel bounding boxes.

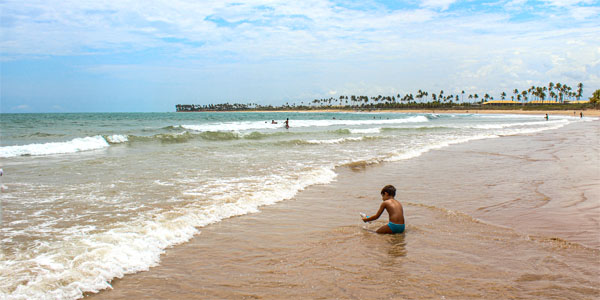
[1,0,599,112]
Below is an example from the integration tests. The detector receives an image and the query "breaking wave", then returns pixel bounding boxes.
[0,136,110,158]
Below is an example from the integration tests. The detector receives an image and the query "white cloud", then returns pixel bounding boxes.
[503,0,528,10]
[12,104,30,110]
[542,0,596,7]
[1,0,599,105]
[419,0,457,11]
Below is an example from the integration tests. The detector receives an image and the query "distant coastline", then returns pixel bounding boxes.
[175,106,600,117]
[176,82,599,114]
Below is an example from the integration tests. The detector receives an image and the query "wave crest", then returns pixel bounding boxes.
[0,136,110,158]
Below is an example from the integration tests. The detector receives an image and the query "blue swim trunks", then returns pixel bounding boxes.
[388,222,405,234]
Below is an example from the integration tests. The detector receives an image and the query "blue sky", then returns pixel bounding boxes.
[1,0,599,112]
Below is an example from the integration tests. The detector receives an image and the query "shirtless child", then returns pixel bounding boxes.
[362,185,405,234]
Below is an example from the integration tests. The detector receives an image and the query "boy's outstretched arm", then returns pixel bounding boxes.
[363,202,387,222]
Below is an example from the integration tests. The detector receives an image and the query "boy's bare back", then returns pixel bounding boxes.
[362,185,405,234]
[383,199,404,224]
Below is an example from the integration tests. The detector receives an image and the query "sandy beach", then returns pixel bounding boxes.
[86,118,600,299]
[388,109,600,117]
[235,108,600,117]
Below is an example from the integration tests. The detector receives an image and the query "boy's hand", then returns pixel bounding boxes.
[360,213,368,222]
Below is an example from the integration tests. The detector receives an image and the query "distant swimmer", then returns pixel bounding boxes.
[284,118,289,129]
[0,168,5,192]
[361,185,405,234]
[271,120,278,124]
[545,114,549,121]
[580,112,583,118]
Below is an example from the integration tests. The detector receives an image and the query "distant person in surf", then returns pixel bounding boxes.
[284,118,289,129]
[545,114,549,121]
[271,120,277,124]
[361,185,405,234]
[580,112,583,118]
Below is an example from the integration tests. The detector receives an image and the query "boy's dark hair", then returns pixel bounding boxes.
[381,185,396,197]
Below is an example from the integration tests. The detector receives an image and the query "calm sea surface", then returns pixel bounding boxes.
[0,112,593,299]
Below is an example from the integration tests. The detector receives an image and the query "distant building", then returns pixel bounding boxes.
[482,100,520,106]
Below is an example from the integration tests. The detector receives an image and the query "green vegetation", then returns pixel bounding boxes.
[176,82,597,112]
[590,89,600,104]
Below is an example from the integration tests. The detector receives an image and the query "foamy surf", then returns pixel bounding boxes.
[0,136,110,158]
[305,137,367,144]
[349,128,381,134]
[180,115,428,133]
[0,112,583,300]
[105,135,128,144]
[464,119,569,129]
[0,166,337,300]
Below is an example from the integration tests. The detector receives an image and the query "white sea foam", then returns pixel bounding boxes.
[349,128,381,134]
[290,116,428,128]
[464,119,568,129]
[385,134,499,162]
[181,121,276,132]
[385,119,570,162]
[1,167,337,300]
[181,116,428,133]
[0,136,110,158]
[305,137,365,144]
[498,120,568,135]
[474,113,557,119]
[105,135,128,144]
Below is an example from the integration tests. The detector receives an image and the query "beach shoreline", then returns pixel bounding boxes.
[181,108,600,117]
[87,118,600,299]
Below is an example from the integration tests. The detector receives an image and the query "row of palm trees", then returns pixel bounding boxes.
[176,103,256,111]
[176,82,588,111]
[306,82,584,107]
[508,82,583,103]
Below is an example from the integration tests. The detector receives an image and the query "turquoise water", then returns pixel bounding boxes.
[0,111,585,299]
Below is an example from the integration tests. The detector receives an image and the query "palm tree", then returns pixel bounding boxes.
[521,90,527,104]
[577,83,583,100]
[555,83,563,103]
[529,86,535,100]
[416,91,423,103]
[537,87,546,102]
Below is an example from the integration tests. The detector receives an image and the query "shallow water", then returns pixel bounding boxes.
[88,121,600,299]
[0,112,597,299]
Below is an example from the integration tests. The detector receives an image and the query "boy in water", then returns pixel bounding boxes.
[362,185,405,234]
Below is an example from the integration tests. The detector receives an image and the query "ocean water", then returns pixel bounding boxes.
[0,112,590,299]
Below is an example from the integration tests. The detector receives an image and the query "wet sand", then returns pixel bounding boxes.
[88,120,599,299]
